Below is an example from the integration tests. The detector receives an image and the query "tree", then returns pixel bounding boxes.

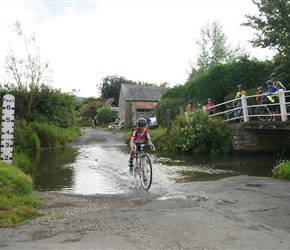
[4,21,53,122]
[97,75,134,104]
[97,106,117,125]
[77,99,103,121]
[242,0,290,56]
[188,20,247,80]
[241,0,290,87]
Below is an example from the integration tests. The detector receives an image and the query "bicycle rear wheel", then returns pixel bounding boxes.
[140,154,152,191]
[256,106,269,121]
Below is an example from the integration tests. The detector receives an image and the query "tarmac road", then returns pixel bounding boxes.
[0,128,290,249]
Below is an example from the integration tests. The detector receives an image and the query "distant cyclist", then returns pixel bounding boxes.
[115,116,121,125]
[256,86,266,105]
[265,80,278,121]
[128,117,155,173]
[234,84,247,108]
[270,73,286,91]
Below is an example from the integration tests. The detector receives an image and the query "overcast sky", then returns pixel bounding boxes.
[0,0,275,98]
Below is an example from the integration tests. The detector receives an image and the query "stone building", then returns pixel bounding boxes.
[118,84,170,127]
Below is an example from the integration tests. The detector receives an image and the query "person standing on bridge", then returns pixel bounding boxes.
[205,98,215,115]
[234,85,247,107]
[235,85,247,100]
[270,73,286,91]
[265,80,278,121]
[256,86,266,105]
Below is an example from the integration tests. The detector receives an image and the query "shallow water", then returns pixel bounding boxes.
[29,144,285,195]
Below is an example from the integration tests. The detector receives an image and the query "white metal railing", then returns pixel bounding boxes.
[208,89,290,122]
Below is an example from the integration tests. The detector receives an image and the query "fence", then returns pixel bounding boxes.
[209,89,290,122]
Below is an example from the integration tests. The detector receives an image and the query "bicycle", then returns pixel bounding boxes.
[110,122,126,134]
[224,103,252,121]
[255,104,270,121]
[131,143,153,191]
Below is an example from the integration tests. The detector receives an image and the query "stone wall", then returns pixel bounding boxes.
[227,122,290,153]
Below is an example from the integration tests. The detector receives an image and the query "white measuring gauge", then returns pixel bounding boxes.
[1,94,15,164]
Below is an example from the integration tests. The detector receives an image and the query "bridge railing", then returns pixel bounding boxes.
[208,89,290,122]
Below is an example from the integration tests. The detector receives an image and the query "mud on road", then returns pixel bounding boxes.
[1,128,290,249]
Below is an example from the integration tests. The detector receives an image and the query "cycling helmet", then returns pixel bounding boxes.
[257,86,263,90]
[270,73,276,78]
[266,80,273,85]
[237,84,242,88]
[137,117,147,127]
[207,98,211,101]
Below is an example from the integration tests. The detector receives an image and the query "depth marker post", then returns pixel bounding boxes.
[1,94,15,164]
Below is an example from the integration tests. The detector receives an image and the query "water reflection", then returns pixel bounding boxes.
[154,152,281,182]
[30,147,78,191]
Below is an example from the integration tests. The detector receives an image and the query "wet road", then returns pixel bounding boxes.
[31,127,277,195]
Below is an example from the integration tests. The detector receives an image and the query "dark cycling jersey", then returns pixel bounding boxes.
[130,127,151,144]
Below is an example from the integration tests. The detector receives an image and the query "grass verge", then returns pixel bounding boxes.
[0,162,42,228]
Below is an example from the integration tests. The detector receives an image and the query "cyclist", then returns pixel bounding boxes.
[115,116,121,125]
[232,85,247,121]
[128,117,155,173]
[270,73,286,91]
[205,98,215,115]
[256,86,266,104]
[235,85,247,99]
[265,80,278,121]
[233,85,247,107]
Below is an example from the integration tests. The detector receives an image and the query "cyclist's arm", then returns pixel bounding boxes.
[278,81,287,91]
[147,139,155,151]
[129,136,135,151]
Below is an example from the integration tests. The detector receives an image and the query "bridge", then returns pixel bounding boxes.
[209,90,290,153]
[210,89,290,123]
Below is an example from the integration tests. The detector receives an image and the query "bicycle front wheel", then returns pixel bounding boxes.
[140,154,152,191]
[110,126,116,134]
[256,106,269,121]
[119,124,126,134]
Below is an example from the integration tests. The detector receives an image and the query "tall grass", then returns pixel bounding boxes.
[0,162,42,227]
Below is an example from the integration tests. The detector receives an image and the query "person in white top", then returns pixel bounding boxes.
[270,73,286,91]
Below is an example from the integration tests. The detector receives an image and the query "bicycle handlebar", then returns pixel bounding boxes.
[134,143,155,152]
[134,143,154,148]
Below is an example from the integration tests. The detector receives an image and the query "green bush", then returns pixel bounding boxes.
[30,122,58,147]
[30,122,82,147]
[272,161,290,180]
[13,125,40,153]
[169,111,231,155]
[13,152,36,177]
[97,106,117,125]
[147,127,168,150]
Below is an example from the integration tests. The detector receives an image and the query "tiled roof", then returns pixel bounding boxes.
[121,84,170,101]
[97,97,115,106]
